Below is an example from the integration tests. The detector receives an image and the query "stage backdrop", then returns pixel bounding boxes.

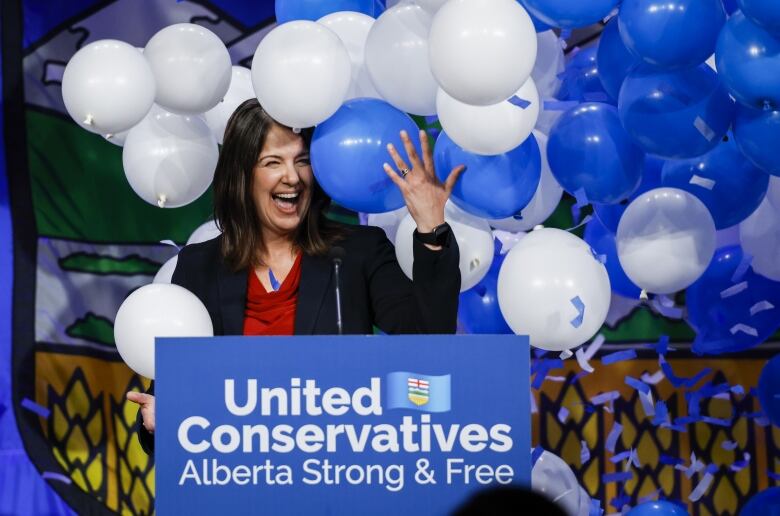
[1,1,778,515]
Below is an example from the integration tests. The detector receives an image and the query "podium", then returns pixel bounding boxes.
[155,335,531,515]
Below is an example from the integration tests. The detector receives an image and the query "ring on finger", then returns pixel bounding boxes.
[400,168,410,178]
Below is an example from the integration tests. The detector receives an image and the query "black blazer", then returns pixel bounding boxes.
[137,223,460,453]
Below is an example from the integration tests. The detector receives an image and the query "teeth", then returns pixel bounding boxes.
[275,193,299,199]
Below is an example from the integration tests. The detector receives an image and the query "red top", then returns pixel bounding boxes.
[242,254,302,336]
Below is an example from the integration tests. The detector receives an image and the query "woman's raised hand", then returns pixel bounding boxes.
[383,129,465,234]
[127,391,155,433]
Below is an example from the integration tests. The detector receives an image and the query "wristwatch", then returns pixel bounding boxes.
[414,223,451,246]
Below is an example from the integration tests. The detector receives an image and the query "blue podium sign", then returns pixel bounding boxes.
[155,335,530,515]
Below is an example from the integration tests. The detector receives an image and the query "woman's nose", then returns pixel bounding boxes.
[282,161,300,185]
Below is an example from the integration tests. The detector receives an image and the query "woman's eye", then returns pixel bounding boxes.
[297,158,311,165]
[264,161,280,167]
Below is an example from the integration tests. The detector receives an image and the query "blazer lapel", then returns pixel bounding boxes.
[294,253,333,335]
[217,261,248,336]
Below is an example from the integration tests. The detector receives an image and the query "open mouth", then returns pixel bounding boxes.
[271,192,301,213]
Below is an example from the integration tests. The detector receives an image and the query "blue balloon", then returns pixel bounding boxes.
[686,246,780,355]
[723,0,739,14]
[738,0,780,34]
[548,102,644,204]
[275,0,379,23]
[434,132,541,219]
[618,64,735,159]
[734,105,780,176]
[593,156,664,233]
[584,217,642,298]
[597,17,641,102]
[519,0,620,29]
[458,251,513,334]
[661,137,769,229]
[716,11,780,110]
[742,487,780,515]
[759,357,780,427]
[557,47,613,103]
[311,98,419,213]
[618,0,726,69]
[626,500,689,516]
[517,1,553,32]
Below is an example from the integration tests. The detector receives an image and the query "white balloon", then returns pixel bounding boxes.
[187,220,222,245]
[489,131,563,231]
[153,255,178,284]
[498,228,610,351]
[617,188,716,294]
[252,21,351,128]
[532,31,565,100]
[123,106,218,208]
[429,0,537,106]
[62,39,155,135]
[114,283,213,379]
[103,129,130,147]
[416,0,448,13]
[203,66,255,144]
[318,11,382,101]
[740,195,780,281]
[576,487,591,516]
[365,3,438,115]
[395,203,494,292]
[144,23,232,115]
[367,206,409,244]
[437,78,539,156]
[531,451,582,516]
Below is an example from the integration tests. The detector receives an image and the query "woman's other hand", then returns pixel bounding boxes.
[383,129,465,234]
[127,391,155,433]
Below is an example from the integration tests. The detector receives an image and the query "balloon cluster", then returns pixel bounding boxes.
[61,1,780,378]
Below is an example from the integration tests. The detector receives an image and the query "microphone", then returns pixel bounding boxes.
[330,246,346,335]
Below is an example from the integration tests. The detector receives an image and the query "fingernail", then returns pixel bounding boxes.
[400,130,407,137]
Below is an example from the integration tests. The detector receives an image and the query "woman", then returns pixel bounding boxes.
[127,99,464,454]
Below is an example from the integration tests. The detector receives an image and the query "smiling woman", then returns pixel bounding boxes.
[128,98,466,454]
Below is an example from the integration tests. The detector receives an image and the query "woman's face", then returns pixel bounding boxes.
[252,123,313,238]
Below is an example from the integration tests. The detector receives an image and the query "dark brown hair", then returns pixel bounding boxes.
[213,98,343,271]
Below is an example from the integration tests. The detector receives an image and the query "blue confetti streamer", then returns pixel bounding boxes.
[606,422,623,452]
[701,416,732,427]
[768,470,780,481]
[602,471,633,483]
[610,451,632,463]
[581,440,591,464]
[625,376,651,394]
[592,391,621,405]
[731,253,753,283]
[42,472,72,484]
[570,296,585,328]
[602,349,637,365]
[653,400,669,426]
[659,355,712,388]
[660,454,684,465]
[269,268,281,291]
[652,334,671,355]
[610,495,631,509]
[508,95,531,109]
[531,446,544,467]
[21,398,50,418]
[589,497,603,516]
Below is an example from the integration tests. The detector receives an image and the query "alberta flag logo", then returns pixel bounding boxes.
[386,372,451,413]
[407,377,429,406]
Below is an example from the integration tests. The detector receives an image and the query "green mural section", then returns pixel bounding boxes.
[26,109,213,244]
[65,313,116,347]
[59,252,163,275]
